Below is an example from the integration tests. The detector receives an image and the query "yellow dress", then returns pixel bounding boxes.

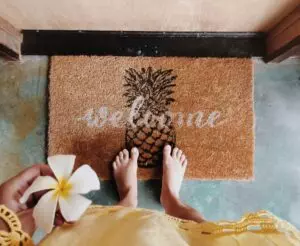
[39,206,300,246]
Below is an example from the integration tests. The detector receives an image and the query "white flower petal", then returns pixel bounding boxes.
[59,194,91,222]
[47,155,75,180]
[68,165,100,194]
[20,176,57,204]
[33,190,58,233]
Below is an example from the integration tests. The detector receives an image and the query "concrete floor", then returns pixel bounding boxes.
[0,56,300,230]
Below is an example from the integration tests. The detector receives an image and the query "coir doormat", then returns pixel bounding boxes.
[49,56,254,180]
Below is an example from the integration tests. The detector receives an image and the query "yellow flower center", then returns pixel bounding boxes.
[53,178,72,199]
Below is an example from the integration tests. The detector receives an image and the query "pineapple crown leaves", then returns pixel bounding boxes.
[123,67,177,115]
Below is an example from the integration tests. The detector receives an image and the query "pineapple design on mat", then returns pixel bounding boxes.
[123,67,177,167]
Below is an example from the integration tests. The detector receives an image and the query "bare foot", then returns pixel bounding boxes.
[113,148,139,207]
[160,145,187,208]
[160,147,205,222]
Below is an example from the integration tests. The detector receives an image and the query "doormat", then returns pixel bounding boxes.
[48,56,254,180]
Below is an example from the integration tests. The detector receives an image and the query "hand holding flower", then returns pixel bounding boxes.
[20,155,100,233]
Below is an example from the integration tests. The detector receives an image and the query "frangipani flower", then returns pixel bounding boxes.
[20,155,100,233]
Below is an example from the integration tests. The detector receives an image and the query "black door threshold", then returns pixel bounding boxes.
[21,30,265,58]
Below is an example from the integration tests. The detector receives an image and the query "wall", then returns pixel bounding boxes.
[0,0,298,31]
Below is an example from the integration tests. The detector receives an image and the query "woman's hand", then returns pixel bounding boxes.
[0,164,55,235]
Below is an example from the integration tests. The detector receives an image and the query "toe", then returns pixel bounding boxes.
[113,161,117,170]
[182,159,188,169]
[123,149,129,161]
[180,154,186,164]
[119,151,124,161]
[163,145,171,157]
[177,149,183,159]
[116,156,121,165]
[172,147,179,158]
[130,147,139,161]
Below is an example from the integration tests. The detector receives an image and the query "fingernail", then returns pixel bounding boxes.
[20,204,28,210]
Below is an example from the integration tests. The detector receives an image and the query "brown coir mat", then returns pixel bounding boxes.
[48,56,254,180]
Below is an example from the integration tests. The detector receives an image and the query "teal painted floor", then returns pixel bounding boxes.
[1,56,300,231]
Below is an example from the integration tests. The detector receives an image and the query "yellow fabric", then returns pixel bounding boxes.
[0,205,33,246]
[40,205,300,246]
